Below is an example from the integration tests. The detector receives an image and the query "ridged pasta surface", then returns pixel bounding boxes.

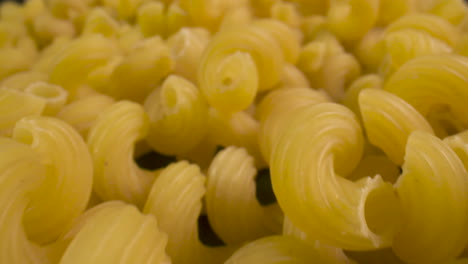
[1,0,468,263]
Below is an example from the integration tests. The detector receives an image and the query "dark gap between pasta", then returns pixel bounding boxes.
[197,214,225,247]
[345,248,406,264]
[214,145,225,155]
[255,168,277,206]
[135,150,177,171]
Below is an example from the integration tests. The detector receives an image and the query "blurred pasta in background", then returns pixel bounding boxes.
[0,0,468,263]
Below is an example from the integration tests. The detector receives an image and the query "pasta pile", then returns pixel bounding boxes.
[1,0,468,263]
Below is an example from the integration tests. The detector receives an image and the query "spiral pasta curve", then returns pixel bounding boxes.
[269,102,401,250]
[87,101,155,206]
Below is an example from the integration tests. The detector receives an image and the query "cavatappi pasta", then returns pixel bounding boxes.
[206,146,281,245]
[87,101,156,207]
[2,0,468,263]
[144,74,208,156]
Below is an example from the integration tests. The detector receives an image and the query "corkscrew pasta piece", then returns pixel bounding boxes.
[257,87,329,164]
[0,88,45,136]
[31,11,76,46]
[144,161,236,264]
[167,27,211,83]
[47,201,133,262]
[12,116,93,244]
[0,70,48,90]
[444,130,468,170]
[56,93,115,138]
[283,0,328,16]
[218,5,252,30]
[115,24,145,53]
[327,0,380,42]
[178,0,248,31]
[380,14,456,77]
[278,64,310,89]
[359,89,434,165]
[224,235,330,264]
[0,138,47,264]
[162,3,189,38]
[384,55,468,137]
[354,28,386,72]
[251,19,301,64]
[298,36,361,100]
[109,36,174,102]
[381,29,452,78]
[32,36,71,74]
[0,19,28,48]
[386,13,459,46]
[59,201,171,264]
[47,0,91,21]
[137,1,165,38]
[417,0,468,25]
[342,74,382,116]
[270,0,302,28]
[23,0,46,23]
[86,56,122,95]
[48,34,119,90]
[393,131,468,264]
[82,7,120,37]
[206,146,280,245]
[300,15,327,43]
[24,81,69,115]
[198,21,287,112]
[207,108,264,167]
[282,217,355,264]
[177,136,218,169]
[137,1,189,39]
[200,50,258,113]
[270,103,401,250]
[376,0,413,26]
[144,75,208,156]
[87,101,155,206]
[101,0,144,21]
[0,46,34,80]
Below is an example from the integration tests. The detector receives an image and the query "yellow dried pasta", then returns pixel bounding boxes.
[1,0,468,263]
[0,88,46,136]
[144,160,236,264]
[144,75,208,156]
[56,93,115,138]
[359,89,434,165]
[59,201,171,264]
[393,131,468,263]
[224,235,331,264]
[269,103,401,250]
[384,54,468,137]
[87,101,155,206]
[13,116,93,244]
[206,146,281,245]
[198,19,299,112]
